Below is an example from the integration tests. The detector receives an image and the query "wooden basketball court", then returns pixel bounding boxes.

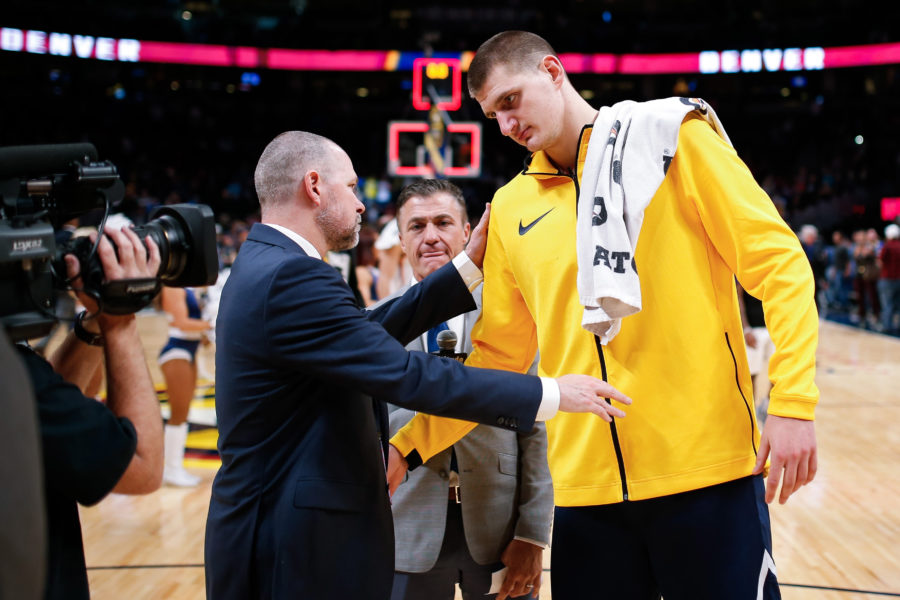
[77,315,900,599]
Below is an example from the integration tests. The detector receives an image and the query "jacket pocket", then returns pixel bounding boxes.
[293,478,370,512]
[497,452,518,476]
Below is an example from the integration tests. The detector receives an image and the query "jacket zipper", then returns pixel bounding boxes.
[593,335,629,500]
[565,125,630,501]
[724,332,758,455]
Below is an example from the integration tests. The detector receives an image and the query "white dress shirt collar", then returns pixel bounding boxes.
[262,223,321,260]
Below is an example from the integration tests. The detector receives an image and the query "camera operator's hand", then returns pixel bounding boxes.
[64,227,161,319]
[50,225,164,494]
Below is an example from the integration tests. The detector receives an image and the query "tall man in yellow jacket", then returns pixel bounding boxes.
[387,31,818,600]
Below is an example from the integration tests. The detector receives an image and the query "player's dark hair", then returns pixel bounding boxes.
[467,31,559,98]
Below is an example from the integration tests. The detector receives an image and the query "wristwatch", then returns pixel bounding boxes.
[74,311,104,347]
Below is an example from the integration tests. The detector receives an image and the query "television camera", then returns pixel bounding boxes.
[0,143,218,342]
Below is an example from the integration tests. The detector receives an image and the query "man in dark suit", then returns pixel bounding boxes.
[205,131,631,600]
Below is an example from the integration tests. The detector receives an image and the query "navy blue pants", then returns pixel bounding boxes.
[551,475,780,600]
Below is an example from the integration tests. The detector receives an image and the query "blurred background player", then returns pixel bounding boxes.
[851,228,882,328]
[878,223,900,335]
[157,286,213,487]
[737,282,775,426]
[355,224,381,307]
[374,215,413,300]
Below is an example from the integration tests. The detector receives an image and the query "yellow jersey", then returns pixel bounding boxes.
[392,116,819,506]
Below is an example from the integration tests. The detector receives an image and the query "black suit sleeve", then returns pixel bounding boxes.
[364,261,476,345]
[264,257,539,431]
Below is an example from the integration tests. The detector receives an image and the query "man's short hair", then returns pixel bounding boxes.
[799,224,819,239]
[254,131,338,209]
[467,31,559,98]
[396,179,468,224]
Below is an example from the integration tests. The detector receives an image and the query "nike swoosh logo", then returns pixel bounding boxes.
[518,208,556,235]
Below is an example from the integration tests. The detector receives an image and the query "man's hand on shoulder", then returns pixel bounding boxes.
[464,203,491,270]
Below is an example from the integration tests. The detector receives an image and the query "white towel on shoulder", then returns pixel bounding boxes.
[576,97,732,344]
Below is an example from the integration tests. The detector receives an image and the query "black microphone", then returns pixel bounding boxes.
[0,143,98,180]
[436,329,457,352]
[434,329,467,362]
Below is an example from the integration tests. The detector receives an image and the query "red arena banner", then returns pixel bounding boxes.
[266,48,391,71]
[2,26,899,74]
[824,42,900,69]
[619,52,701,74]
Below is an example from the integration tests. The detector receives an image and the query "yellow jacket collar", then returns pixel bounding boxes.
[522,124,594,182]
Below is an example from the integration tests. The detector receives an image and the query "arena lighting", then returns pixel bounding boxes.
[443,123,481,177]
[882,198,900,221]
[387,121,481,177]
[411,57,462,111]
[2,26,900,73]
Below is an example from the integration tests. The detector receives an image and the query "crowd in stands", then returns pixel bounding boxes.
[799,222,900,335]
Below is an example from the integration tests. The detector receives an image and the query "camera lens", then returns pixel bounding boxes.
[135,214,188,283]
[133,204,218,287]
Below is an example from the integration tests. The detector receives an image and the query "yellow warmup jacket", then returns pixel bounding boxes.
[392,116,819,506]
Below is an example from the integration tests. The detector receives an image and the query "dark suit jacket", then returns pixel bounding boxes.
[205,224,542,600]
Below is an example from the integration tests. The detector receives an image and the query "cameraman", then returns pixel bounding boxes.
[16,225,163,600]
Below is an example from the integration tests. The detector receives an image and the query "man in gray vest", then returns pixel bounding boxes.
[384,179,553,600]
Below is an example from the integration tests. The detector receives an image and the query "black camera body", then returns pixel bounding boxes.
[0,143,218,342]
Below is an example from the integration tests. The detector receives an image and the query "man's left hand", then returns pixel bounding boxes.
[386,444,408,496]
[497,539,542,599]
[752,415,817,504]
